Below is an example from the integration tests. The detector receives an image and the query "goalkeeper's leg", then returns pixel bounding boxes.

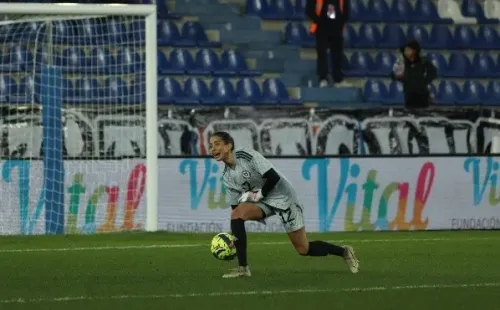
[283,204,360,274]
[223,202,266,279]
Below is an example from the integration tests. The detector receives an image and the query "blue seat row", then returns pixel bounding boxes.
[285,23,500,50]
[0,19,220,48]
[158,77,300,105]
[339,51,500,78]
[0,75,299,106]
[247,0,454,23]
[158,49,260,77]
[364,80,500,105]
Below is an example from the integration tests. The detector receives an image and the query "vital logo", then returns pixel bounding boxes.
[179,158,229,210]
[464,156,500,206]
[302,158,435,232]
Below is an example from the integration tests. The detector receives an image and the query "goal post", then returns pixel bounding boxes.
[0,3,158,234]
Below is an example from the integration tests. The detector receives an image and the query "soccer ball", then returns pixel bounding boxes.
[210,233,237,261]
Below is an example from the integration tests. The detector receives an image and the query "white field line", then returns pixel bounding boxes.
[1,282,499,304]
[0,237,497,253]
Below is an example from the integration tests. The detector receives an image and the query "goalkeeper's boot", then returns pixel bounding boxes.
[222,266,251,278]
[342,245,359,274]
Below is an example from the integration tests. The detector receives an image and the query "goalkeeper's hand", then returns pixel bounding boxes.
[238,189,263,203]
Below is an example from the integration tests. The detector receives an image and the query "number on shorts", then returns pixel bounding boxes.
[277,208,294,224]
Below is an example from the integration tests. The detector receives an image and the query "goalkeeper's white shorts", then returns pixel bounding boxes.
[257,202,305,233]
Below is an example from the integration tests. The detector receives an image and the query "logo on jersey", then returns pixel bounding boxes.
[242,170,251,179]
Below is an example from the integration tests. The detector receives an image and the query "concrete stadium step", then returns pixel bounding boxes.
[218,29,282,44]
[174,0,240,15]
[299,87,362,104]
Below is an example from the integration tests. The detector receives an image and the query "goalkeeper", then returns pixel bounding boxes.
[209,131,359,278]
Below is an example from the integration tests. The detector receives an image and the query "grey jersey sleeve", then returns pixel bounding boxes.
[247,149,274,176]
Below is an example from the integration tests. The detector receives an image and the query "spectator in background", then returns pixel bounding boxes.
[306,0,350,88]
[392,40,437,109]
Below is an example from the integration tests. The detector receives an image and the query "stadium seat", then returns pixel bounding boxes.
[266,0,296,20]
[346,52,373,76]
[102,77,128,103]
[157,77,184,104]
[60,47,86,73]
[454,25,477,49]
[129,20,145,43]
[387,81,405,105]
[461,0,499,23]
[128,77,145,104]
[88,47,113,74]
[414,0,451,23]
[183,78,210,104]
[0,75,15,103]
[349,0,368,21]
[343,24,357,48]
[164,49,195,75]
[110,48,142,74]
[75,19,104,45]
[363,80,388,103]
[68,78,99,104]
[388,0,414,22]
[372,51,396,76]
[427,52,448,76]
[484,81,500,105]
[378,24,406,49]
[366,0,390,22]
[292,0,306,19]
[471,53,498,78]
[246,0,271,17]
[191,49,220,75]
[477,26,500,49]
[356,24,381,48]
[435,80,459,105]
[444,52,472,78]
[157,50,170,74]
[218,50,260,77]
[458,80,486,105]
[157,0,181,19]
[157,20,181,46]
[52,20,75,44]
[428,25,454,49]
[1,46,32,72]
[407,25,430,47]
[208,78,237,104]
[262,78,300,105]
[181,22,221,47]
[284,23,306,45]
[106,19,127,44]
[11,75,39,104]
[236,78,262,104]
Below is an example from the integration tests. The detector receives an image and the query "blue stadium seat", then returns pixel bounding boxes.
[356,24,381,48]
[458,80,486,105]
[11,75,39,104]
[484,81,500,105]
[110,48,142,74]
[262,78,300,105]
[157,0,181,19]
[365,0,390,22]
[62,78,74,101]
[363,80,388,103]
[414,0,450,23]
[218,50,260,77]
[346,52,373,76]
[236,78,262,104]
[106,19,127,44]
[59,47,86,73]
[181,22,221,47]
[435,80,459,105]
[192,49,220,75]
[129,20,145,43]
[387,81,405,105]
[208,78,237,104]
[379,24,406,49]
[267,0,297,20]
[157,20,181,46]
[349,0,368,21]
[429,25,454,49]
[128,76,145,104]
[388,0,414,22]
[52,20,76,44]
[427,52,448,76]
[164,49,195,75]
[461,0,499,24]
[158,50,170,74]
[103,77,128,103]
[344,24,357,48]
[444,52,472,78]
[75,19,104,45]
[0,75,15,103]
[454,26,477,49]
[88,47,112,74]
[284,23,306,45]
[183,78,210,104]
[246,0,271,17]
[292,0,306,19]
[372,51,396,76]
[1,46,32,72]
[407,25,430,47]
[68,78,99,104]
[477,26,500,49]
[34,47,51,69]
[471,53,498,78]
[158,77,184,104]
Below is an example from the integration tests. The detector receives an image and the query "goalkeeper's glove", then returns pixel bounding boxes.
[238,189,263,203]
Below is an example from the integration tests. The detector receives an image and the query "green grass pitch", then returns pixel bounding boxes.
[1,230,499,310]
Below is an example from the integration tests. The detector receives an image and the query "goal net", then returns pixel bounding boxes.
[0,4,158,235]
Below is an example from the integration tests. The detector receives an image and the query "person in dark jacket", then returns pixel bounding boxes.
[306,0,350,88]
[392,40,437,108]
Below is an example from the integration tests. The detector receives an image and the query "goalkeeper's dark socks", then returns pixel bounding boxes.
[231,219,248,266]
[307,241,345,257]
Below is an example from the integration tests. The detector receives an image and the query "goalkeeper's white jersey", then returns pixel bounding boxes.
[221,148,299,210]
